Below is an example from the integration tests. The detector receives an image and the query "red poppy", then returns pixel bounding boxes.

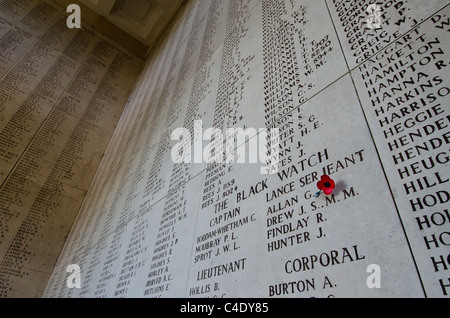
[317,175,335,196]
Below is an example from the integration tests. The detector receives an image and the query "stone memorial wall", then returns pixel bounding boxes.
[10,0,450,298]
[0,0,143,297]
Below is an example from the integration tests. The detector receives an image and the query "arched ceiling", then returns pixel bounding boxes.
[78,0,185,47]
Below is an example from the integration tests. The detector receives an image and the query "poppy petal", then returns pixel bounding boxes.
[329,179,335,189]
[317,181,324,190]
[321,175,330,182]
[324,187,333,195]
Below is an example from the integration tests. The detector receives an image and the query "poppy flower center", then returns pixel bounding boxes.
[324,182,331,188]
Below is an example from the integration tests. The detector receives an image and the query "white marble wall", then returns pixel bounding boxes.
[44,0,449,298]
[0,0,143,297]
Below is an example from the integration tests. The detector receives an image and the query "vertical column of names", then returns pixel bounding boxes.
[348,6,450,297]
[142,1,215,298]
